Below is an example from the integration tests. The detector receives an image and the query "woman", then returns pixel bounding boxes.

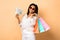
[16,3,38,40]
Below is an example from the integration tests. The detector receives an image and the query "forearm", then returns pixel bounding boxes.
[16,14,20,24]
[17,17,20,24]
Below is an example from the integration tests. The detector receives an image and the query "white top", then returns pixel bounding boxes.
[19,14,37,33]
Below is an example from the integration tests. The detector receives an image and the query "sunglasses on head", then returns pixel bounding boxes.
[29,7,35,10]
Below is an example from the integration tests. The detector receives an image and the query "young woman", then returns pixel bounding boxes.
[16,3,38,40]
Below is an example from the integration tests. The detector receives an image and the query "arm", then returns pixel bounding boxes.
[33,14,39,32]
[15,14,20,24]
[15,13,25,24]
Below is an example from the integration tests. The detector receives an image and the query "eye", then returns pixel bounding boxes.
[32,8,35,10]
[29,7,32,9]
[29,7,35,10]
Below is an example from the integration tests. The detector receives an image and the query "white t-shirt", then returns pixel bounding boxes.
[19,14,37,33]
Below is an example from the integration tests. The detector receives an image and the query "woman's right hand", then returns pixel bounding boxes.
[16,14,19,19]
[15,14,20,24]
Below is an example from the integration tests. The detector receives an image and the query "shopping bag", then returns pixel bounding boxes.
[38,18,45,33]
[33,20,39,33]
[40,17,50,31]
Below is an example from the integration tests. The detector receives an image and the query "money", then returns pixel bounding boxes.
[15,8,23,15]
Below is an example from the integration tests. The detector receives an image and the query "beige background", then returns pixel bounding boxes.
[0,0,60,40]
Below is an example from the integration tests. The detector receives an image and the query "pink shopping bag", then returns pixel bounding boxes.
[39,17,50,31]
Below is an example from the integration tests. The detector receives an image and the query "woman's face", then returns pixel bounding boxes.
[29,5,35,13]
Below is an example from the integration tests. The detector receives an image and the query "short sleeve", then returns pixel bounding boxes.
[31,16,37,26]
[19,14,27,27]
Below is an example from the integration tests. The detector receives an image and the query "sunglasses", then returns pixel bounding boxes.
[29,7,35,10]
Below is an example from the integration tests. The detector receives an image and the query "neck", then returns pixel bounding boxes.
[27,13,33,18]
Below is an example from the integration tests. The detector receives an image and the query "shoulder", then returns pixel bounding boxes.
[33,16,37,19]
[23,14,27,18]
[33,16,37,21]
[21,14,27,20]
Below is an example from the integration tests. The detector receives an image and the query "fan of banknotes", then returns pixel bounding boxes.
[15,8,23,15]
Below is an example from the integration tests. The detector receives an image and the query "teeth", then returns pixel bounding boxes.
[15,8,23,15]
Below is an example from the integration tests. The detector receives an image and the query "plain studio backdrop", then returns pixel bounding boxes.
[0,0,60,40]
